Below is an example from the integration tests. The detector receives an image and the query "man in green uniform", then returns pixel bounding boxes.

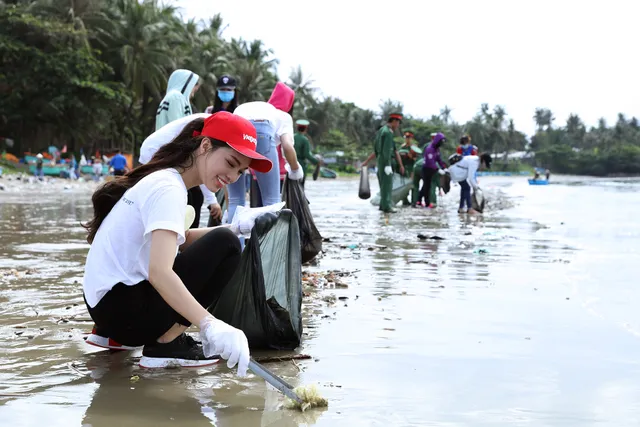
[293,119,321,188]
[373,113,404,213]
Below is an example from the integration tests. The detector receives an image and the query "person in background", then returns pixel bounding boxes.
[155,69,201,131]
[229,82,303,233]
[362,113,405,213]
[293,119,321,188]
[109,149,128,176]
[155,70,221,228]
[545,169,551,181]
[447,153,492,214]
[400,130,416,150]
[398,144,421,205]
[421,132,448,208]
[205,75,238,114]
[92,157,103,182]
[456,135,478,157]
[203,74,237,225]
[35,153,44,180]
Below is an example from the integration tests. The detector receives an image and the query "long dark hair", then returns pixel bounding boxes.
[212,91,238,113]
[83,117,225,243]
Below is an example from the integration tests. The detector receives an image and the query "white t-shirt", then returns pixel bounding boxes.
[449,155,480,189]
[233,101,293,145]
[139,113,218,205]
[83,168,188,308]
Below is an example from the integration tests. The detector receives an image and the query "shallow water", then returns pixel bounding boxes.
[1,175,640,426]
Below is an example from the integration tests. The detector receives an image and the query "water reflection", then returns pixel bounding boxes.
[3,177,640,426]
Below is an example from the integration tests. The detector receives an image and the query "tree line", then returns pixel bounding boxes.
[1,0,638,176]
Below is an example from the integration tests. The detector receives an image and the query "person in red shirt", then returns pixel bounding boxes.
[456,135,478,157]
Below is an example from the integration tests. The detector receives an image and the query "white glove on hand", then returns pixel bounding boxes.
[199,315,250,376]
[285,162,304,180]
[384,166,393,176]
[229,202,286,237]
[438,168,447,176]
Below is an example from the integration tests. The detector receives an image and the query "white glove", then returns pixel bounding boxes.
[199,315,250,376]
[229,202,286,237]
[438,168,447,176]
[285,162,304,180]
[384,166,393,175]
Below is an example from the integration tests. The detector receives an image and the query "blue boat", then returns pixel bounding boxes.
[528,179,549,186]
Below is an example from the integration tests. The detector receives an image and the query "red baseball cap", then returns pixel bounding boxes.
[195,111,272,173]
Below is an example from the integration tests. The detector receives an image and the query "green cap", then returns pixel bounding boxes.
[296,119,310,126]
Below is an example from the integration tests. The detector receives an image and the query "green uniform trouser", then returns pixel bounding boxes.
[412,167,422,205]
[411,165,439,206]
[429,177,439,207]
[401,159,415,205]
[376,160,394,212]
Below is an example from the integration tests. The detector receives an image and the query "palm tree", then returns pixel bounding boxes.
[439,105,452,124]
[542,109,555,130]
[534,108,545,132]
[227,38,278,103]
[288,65,317,116]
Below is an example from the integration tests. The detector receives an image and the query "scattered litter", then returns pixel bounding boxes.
[417,234,445,240]
[474,248,490,255]
[340,244,359,250]
[130,375,140,383]
[284,385,328,412]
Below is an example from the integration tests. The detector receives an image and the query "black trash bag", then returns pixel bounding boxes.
[472,187,485,213]
[282,177,322,264]
[312,163,321,181]
[358,166,371,199]
[440,173,451,195]
[210,209,303,350]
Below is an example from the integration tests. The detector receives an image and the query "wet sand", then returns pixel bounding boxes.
[1,175,640,426]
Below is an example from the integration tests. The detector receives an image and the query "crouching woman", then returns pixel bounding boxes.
[81,112,272,375]
[447,153,492,214]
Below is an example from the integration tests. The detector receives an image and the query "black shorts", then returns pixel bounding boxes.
[85,227,241,346]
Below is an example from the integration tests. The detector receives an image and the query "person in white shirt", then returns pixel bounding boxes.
[82,112,273,374]
[447,153,492,214]
[230,83,303,242]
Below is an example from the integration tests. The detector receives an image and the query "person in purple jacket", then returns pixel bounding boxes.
[420,132,448,208]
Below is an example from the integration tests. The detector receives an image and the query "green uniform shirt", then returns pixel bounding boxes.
[374,125,395,167]
[398,149,415,177]
[294,133,319,170]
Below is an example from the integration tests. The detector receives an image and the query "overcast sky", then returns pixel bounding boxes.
[175,0,638,135]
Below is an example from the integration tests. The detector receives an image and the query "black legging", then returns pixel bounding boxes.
[86,227,242,346]
[186,186,204,228]
[420,167,437,205]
